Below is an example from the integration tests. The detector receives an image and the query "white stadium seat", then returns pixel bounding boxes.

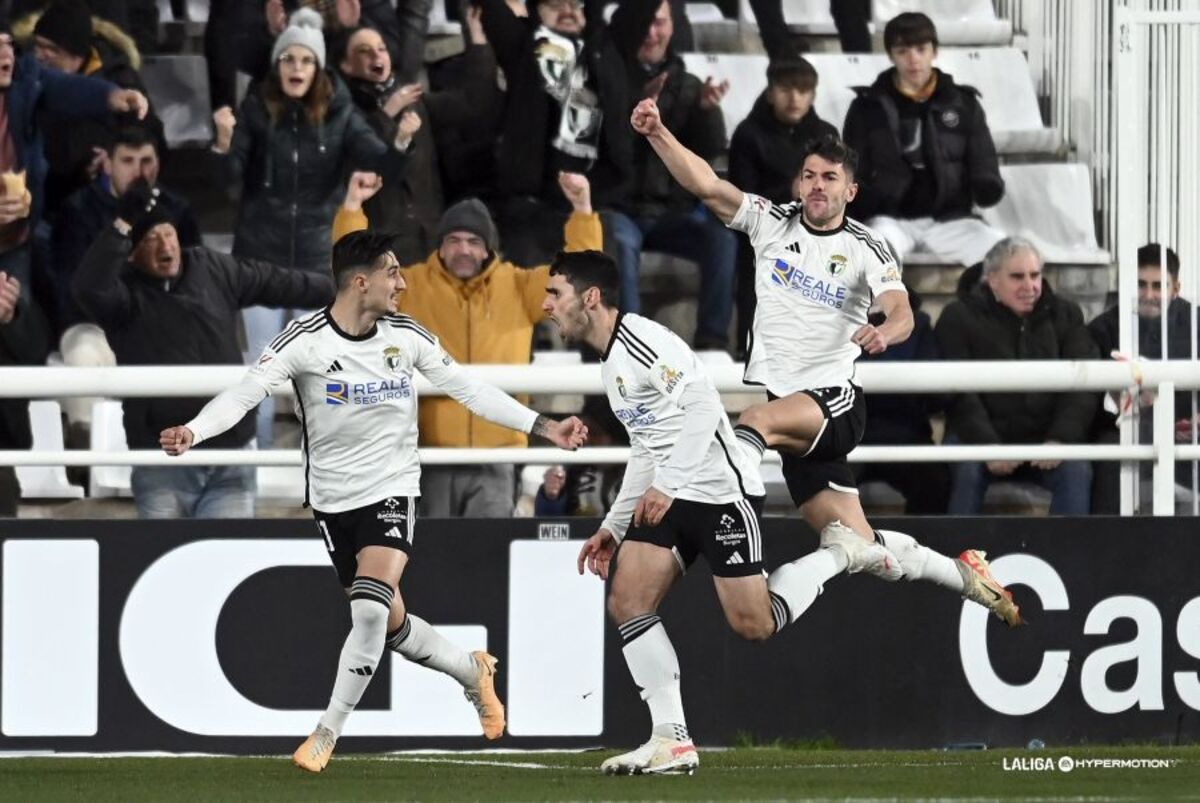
[16,401,85,500]
[89,401,132,499]
[141,55,213,148]
[872,0,1011,45]
[256,466,305,503]
[427,0,462,36]
[680,52,770,144]
[981,164,1109,265]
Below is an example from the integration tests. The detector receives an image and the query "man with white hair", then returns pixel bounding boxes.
[935,236,1099,514]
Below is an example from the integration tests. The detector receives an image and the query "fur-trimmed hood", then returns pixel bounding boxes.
[12,12,141,70]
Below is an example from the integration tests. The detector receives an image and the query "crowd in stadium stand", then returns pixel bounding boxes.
[0,0,1196,519]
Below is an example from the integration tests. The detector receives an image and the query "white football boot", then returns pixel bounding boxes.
[819,520,904,581]
[601,735,699,775]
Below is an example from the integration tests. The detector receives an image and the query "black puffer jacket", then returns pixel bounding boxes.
[222,74,407,273]
[934,281,1099,445]
[729,91,838,202]
[72,227,335,449]
[843,68,1004,221]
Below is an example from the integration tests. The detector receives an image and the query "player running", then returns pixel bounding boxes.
[160,231,587,773]
[630,97,1021,629]
[544,250,888,776]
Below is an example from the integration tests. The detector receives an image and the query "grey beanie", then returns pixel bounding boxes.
[272,8,326,69]
[437,199,499,252]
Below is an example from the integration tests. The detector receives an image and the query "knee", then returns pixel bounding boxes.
[737,404,767,433]
[607,592,651,625]
[727,609,774,642]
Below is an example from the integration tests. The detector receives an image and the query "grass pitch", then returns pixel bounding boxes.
[1,745,1197,801]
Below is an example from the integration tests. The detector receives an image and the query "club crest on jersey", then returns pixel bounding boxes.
[616,376,628,400]
[325,382,349,405]
[659,365,683,394]
[827,254,848,277]
[383,346,403,373]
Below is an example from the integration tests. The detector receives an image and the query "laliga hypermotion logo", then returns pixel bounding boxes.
[659,365,683,394]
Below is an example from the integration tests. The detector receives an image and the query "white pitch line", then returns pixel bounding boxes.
[382,756,577,770]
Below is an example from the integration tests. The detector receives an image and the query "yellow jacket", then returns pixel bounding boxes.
[332,205,602,447]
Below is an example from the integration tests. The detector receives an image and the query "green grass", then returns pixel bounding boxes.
[1,746,1198,801]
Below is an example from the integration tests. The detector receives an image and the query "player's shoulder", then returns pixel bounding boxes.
[841,216,896,267]
[268,309,330,354]
[615,313,695,368]
[381,313,437,345]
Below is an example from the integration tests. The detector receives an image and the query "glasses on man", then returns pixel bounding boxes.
[278,53,317,68]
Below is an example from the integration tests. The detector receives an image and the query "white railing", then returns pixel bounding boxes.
[0,361,1198,514]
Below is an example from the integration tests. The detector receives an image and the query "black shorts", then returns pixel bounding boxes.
[771,384,867,508]
[623,496,765,578]
[312,495,416,588]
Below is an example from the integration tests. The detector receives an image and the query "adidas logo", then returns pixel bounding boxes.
[726,552,745,565]
[349,665,374,676]
[326,360,344,373]
[385,526,403,540]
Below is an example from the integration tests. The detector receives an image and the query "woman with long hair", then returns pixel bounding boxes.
[212,9,416,447]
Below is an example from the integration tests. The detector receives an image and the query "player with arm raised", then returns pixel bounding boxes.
[160,231,586,773]
[545,250,892,776]
[630,97,1022,628]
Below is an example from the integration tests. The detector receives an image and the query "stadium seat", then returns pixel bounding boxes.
[532,350,584,414]
[256,466,305,502]
[680,52,770,144]
[427,0,462,36]
[155,0,208,22]
[15,401,85,500]
[141,55,213,148]
[871,0,1011,45]
[981,164,1109,265]
[89,401,132,498]
[686,2,728,23]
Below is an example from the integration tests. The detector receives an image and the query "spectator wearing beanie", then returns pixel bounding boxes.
[17,0,162,216]
[332,171,602,518]
[72,181,335,519]
[212,8,411,448]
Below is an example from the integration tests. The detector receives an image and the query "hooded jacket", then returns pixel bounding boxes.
[15,13,164,215]
[934,279,1098,445]
[332,203,602,448]
[728,91,838,202]
[72,226,335,449]
[221,73,408,273]
[843,67,1004,221]
[0,53,114,238]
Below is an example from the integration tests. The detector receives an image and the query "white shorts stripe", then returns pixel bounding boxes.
[802,418,830,458]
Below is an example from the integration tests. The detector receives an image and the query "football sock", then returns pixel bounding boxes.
[619,614,688,741]
[733,424,767,464]
[318,577,392,737]
[386,613,479,688]
[767,548,844,630]
[875,529,964,592]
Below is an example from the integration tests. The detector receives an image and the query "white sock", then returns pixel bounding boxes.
[875,530,964,592]
[767,548,844,629]
[318,579,392,737]
[618,615,689,741]
[386,613,478,688]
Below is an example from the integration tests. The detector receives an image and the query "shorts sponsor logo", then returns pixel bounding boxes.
[714,513,746,545]
[376,498,409,526]
[771,259,847,310]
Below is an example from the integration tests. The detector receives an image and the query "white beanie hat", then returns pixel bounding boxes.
[271,8,326,69]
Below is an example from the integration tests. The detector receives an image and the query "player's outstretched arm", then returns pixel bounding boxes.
[533,414,589,450]
[631,98,744,225]
[853,289,915,355]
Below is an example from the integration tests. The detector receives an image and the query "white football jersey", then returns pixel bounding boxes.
[191,309,536,513]
[729,193,906,395]
[601,313,764,506]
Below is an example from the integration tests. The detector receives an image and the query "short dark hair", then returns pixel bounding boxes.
[884,12,939,52]
[334,24,378,65]
[766,57,818,93]
[801,134,859,181]
[106,125,157,156]
[549,250,620,308]
[332,230,396,289]
[1137,243,1180,277]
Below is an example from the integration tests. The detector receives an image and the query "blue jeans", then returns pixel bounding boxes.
[131,464,256,519]
[605,204,736,346]
[945,435,1093,514]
